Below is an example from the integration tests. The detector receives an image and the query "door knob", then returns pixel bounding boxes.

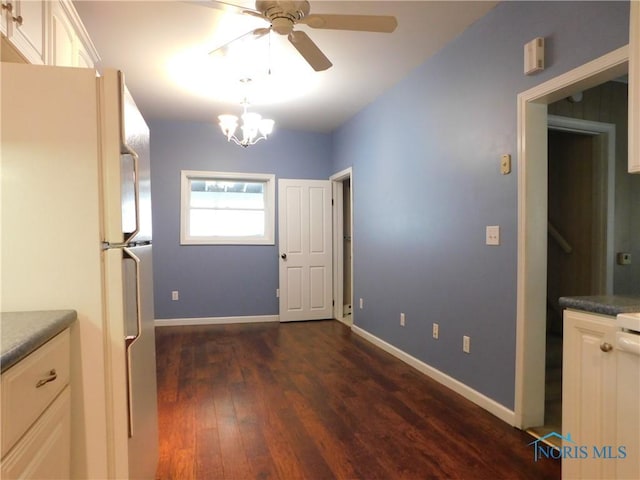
[281,253,287,259]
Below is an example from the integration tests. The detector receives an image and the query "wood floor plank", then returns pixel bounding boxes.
[155,321,560,480]
[231,382,281,480]
[195,427,224,480]
[285,386,361,478]
[289,372,392,479]
[258,393,312,480]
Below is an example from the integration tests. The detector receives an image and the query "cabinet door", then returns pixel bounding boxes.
[76,40,94,68]
[1,387,71,479]
[562,309,617,480]
[0,3,8,37]
[49,1,75,67]
[49,0,98,68]
[3,0,47,64]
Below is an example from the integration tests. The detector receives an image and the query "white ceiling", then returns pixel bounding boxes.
[73,1,498,133]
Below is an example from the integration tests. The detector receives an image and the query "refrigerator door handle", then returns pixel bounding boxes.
[122,148,141,245]
[123,247,142,438]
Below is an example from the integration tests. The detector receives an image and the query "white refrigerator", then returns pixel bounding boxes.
[1,62,158,479]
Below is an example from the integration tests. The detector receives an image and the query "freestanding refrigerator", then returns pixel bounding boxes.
[1,62,158,479]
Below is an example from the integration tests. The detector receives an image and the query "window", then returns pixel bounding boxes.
[180,170,275,245]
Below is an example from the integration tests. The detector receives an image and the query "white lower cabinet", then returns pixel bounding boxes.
[562,309,618,479]
[0,329,71,480]
[1,388,70,479]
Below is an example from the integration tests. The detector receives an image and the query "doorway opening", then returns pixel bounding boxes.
[331,167,354,326]
[528,109,618,443]
[514,46,629,431]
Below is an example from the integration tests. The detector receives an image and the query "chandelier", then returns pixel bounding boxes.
[218,100,274,148]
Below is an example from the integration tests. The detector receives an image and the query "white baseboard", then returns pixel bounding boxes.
[335,315,353,327]
[351,325,516,426]
[155,315,280,327]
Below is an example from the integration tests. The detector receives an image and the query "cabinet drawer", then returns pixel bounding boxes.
[1,386,70,479]
[1,329,70,457]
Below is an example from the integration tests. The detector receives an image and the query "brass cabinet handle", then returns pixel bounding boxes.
[35,369,58,388]
[600,342,613,353]
[1,3,22,25]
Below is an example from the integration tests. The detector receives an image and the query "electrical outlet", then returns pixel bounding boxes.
[400,312,406,327]
[463,335,471,353]
[486,226,500,246]
[171,290,179,301]
[359,298,364,309]
[432,323,439,339]
[276,288,280,298]
[617,252,632,265]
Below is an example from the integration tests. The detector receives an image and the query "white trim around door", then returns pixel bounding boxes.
[514,45,629,429]
[330,167,354,326]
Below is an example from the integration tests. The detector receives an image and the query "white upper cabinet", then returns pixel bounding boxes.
[629,1,639,173]
[1,0,98,68]
[49,0,99,68]
[0,0,47,64]
[49,0,74,66]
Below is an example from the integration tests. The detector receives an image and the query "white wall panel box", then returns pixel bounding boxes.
[524,37,545,75]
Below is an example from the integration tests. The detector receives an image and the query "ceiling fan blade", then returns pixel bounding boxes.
[299,14,398,33]
[209,27,271,56]
[184,0,263,18]
[288,30,332,72]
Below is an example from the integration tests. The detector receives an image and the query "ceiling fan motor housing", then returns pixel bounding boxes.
[256,0,310,34]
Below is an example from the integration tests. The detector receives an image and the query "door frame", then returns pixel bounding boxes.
[330,167,353,325]
[514,46,628,429]
[547,114,616,294]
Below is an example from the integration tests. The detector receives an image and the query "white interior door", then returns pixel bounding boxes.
[278,179,333,322]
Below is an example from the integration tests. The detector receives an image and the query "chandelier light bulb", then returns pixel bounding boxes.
[241,112,262,140]
[218,96,274,148]
[218,114,239,140]
[259,119,275,136]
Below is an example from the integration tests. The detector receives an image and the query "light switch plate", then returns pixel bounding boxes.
[486,226,500,245]
[501,154,511,175]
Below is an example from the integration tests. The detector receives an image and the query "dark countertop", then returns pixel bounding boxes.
[559,295,640,317]
[1,310,77,373]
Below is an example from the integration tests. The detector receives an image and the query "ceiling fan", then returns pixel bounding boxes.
[195,0,398,71]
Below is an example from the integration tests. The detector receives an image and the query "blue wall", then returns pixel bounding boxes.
[150,120,332,319]
[332,1,629,408]
[149,1,630,410]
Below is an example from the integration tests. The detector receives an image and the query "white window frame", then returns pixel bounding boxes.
[180,170,275,245]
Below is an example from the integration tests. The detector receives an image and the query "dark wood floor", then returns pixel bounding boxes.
[155,320,560,480]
